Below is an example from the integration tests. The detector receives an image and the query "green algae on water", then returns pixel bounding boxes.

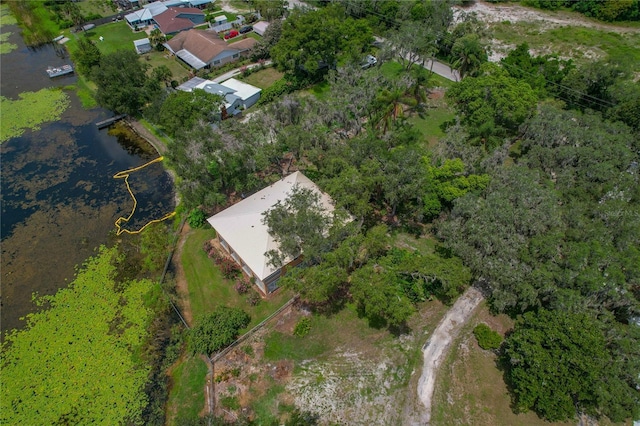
[0,88,71,143]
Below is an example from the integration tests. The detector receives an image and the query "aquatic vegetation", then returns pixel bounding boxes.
[1,5,19,54]
[0,32,18,54]
[0,88,70,143]
[0,4,17,25]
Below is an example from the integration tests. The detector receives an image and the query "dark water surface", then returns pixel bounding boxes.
[1,24,175,334]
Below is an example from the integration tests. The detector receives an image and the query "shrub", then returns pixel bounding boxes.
[235,279,250,294]
[187,208,206,228]
[188,307,250,355]
[203,240,213,253]
[247,290,261,306]
[473,323,503,350]
[220,395,240,410]
[218,257,240,278]
[293,317,311,337]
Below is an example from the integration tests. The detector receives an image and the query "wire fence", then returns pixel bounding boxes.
[211,295,298,362]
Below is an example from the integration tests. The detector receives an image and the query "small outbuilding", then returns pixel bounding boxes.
[133,38,152,54]
[253,21,270,36]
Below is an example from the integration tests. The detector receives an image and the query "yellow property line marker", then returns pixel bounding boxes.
[113,156,176,236]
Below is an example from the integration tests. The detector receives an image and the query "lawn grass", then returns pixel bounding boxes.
[408,105,456,148]
[240,67,284,89]
[166,355,208,426]
[229,0,252,12]
[248,378,286,422]
[380,60,404,80]
[308,80,330,100]
[142,50,191,84]
[76,0,116,18]
[181,228,293,328]
[64,21,146,56]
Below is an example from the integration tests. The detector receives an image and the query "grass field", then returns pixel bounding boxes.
[142,50,191,84]
[64,21,147,56]
[490,21,640,71]
[240,67,284,89]
[76,0,116,18]
[180,228,293,328]
[166,355,208,426]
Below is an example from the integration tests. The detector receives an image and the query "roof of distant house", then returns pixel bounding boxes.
[207,172,335,281]
[154,7,203,34]
[125,8,154,24]
[227,37,257,51]
[219,78,261,101]
[165,30,256,69]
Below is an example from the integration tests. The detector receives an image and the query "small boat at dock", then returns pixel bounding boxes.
[46,64,74,78]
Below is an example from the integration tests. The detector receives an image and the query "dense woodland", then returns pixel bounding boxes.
[3,0,640,424]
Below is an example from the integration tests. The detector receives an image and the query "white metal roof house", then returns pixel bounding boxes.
[207,172,335,294]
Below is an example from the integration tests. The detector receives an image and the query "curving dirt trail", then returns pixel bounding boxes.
[416,286,484,424]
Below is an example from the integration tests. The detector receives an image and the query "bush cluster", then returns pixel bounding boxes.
[293,317,311,337]
[234,279,250,294]
[473,323,503,350]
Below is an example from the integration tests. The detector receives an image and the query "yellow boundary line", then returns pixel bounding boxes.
[113,156,176,236]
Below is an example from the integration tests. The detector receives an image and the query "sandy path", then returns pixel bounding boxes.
[416,286,484,424]
[458,1,640,34]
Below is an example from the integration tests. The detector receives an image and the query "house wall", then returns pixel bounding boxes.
[242,92,261,109]
[208,50,241,68]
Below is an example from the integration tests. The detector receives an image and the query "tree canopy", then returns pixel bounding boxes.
[159,89,222,137]
[271,5,373,79]
[93,50,159,115]
[188,307,251,355]
[502,309,639,422]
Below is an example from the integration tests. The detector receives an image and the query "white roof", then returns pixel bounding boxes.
[207,172,335,280]
[133,38,151,46]
[125,8,153,23]
[143,1,169,16]
[175,49,207,69]
[253,21,269,34]
[218,78,261,101]
[214,15,227,22]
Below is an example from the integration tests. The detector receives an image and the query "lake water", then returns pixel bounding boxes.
[0,22,175,334]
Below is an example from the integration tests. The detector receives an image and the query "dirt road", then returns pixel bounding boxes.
[459,1,640,34]
[415,286,484,424]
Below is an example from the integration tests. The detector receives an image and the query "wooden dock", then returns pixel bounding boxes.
[96,114,127,129]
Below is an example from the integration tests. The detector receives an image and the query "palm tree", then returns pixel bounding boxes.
[452,34,487,79]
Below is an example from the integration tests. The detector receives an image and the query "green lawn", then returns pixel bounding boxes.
[241,67,284,89]
[76,0,116,18]
[142,50,191,84]
[408,104,456,148]
[229,0,252,12]
[181,228,293,328]
[166,355,208,426]
[64,21,146,56]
